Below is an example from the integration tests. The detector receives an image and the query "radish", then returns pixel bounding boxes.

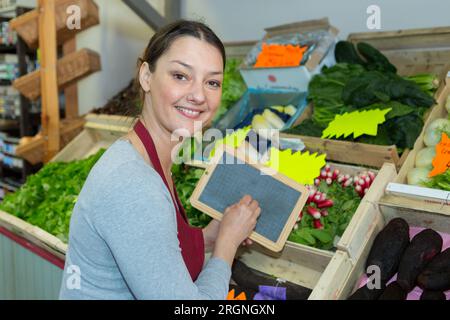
[332,169,340,180]
[321,210,329,217]
[318,199,334,209]
[320,170,327,178]
[313,220,324,229]
[307,206,321,219]
[326,178,332,185]
[325,164,331,172]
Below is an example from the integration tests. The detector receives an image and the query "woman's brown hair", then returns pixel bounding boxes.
[131,20,226,116]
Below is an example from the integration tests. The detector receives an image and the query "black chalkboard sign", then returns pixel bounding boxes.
[190,145,308,252]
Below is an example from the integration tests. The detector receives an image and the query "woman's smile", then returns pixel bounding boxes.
[175,105,204,120]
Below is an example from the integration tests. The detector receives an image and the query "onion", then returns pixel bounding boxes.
[424,129,442,147]
[407,167,431,186]
[415,147,436,168]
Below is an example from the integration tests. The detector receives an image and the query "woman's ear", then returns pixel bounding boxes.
[139,62,152,93]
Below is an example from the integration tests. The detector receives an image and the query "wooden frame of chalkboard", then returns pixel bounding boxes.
[190,144,309,252]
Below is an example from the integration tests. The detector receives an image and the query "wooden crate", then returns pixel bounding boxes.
[52,120,130,162]
[10,0,99,50]
[13,48,101,101]
[380,73,450,216]
[235,242,354,300]
[84,113,136,133]
[327,201,450,299]
[15,117,86,165]
[186,156,396,263]
[348,26,450,79]
[281,130,401,169]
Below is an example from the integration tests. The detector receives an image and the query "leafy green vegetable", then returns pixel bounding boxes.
[0,149,106,243]
[356,42,397,73]
[342,71,434,108]
[334,41,397,73]
[308,63,365,126]
[288,180,361,250]
[424,169,450,191]
[213,58,247,122]
[172,164,211,228]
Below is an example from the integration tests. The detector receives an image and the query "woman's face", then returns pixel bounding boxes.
[140,36,224,136]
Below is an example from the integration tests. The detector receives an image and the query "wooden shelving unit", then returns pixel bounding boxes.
[0,6,40,198]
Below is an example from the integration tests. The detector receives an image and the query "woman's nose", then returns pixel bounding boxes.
[187,82,206,104]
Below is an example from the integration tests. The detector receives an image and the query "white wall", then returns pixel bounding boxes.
[181,0,450,42]
[76,0,155,115]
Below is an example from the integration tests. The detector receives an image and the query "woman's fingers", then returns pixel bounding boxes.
[240,195,252,206]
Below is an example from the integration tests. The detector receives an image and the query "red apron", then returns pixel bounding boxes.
[134,120,205,281]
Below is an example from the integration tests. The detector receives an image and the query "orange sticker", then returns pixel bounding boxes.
[429,133,450,177]
[226,289,247,300]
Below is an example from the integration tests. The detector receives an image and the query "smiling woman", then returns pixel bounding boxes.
[59,20,261,300]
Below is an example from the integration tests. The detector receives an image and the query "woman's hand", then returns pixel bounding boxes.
[202,219,220,253]
[203,219,253,253]
[212,195,261,266]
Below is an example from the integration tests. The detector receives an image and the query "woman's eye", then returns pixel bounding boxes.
[173,73,187,81]
[208,81,221,88]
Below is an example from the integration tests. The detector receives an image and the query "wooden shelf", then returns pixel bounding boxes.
[13,48,101,101]
[10,0,99,49]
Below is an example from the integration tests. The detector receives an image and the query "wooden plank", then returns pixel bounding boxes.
[0,211,67,260]
[63,38,78,119]
[308,250,354,300]
[348,26,450,50]
[39,0,60,161]
[280,133,400,169]
[13,48,101,101]
[10,0,99,49]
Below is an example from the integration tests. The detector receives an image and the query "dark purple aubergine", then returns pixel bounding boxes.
[397,229,443,292]
[378,282,407,300]
[347,283,386,300]
[420,290,446,300]
[365,218,410,282]
[417,248,450,291]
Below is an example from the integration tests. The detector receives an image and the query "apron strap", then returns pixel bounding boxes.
[133,119,188,222]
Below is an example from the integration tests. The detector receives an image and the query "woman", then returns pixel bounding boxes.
[59,20,261,300]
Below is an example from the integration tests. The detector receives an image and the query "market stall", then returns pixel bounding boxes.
[0,10,449,301]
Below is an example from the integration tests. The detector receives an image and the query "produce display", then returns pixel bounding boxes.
[174,162,376,251]
[0,150,105,243]
[289,164,376,250]
[235,104,297,130]
[284,41,439,152]
[407,94,450,189]
[348,218,450,300]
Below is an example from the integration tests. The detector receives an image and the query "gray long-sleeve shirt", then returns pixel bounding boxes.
[59,139,231,300]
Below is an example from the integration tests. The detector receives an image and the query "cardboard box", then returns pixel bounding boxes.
[239,18,338,92]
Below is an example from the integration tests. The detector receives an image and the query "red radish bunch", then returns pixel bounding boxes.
[315,164,340,186]
[353,171,376,197]
[295,165,377,232]
[297,186,334,229]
